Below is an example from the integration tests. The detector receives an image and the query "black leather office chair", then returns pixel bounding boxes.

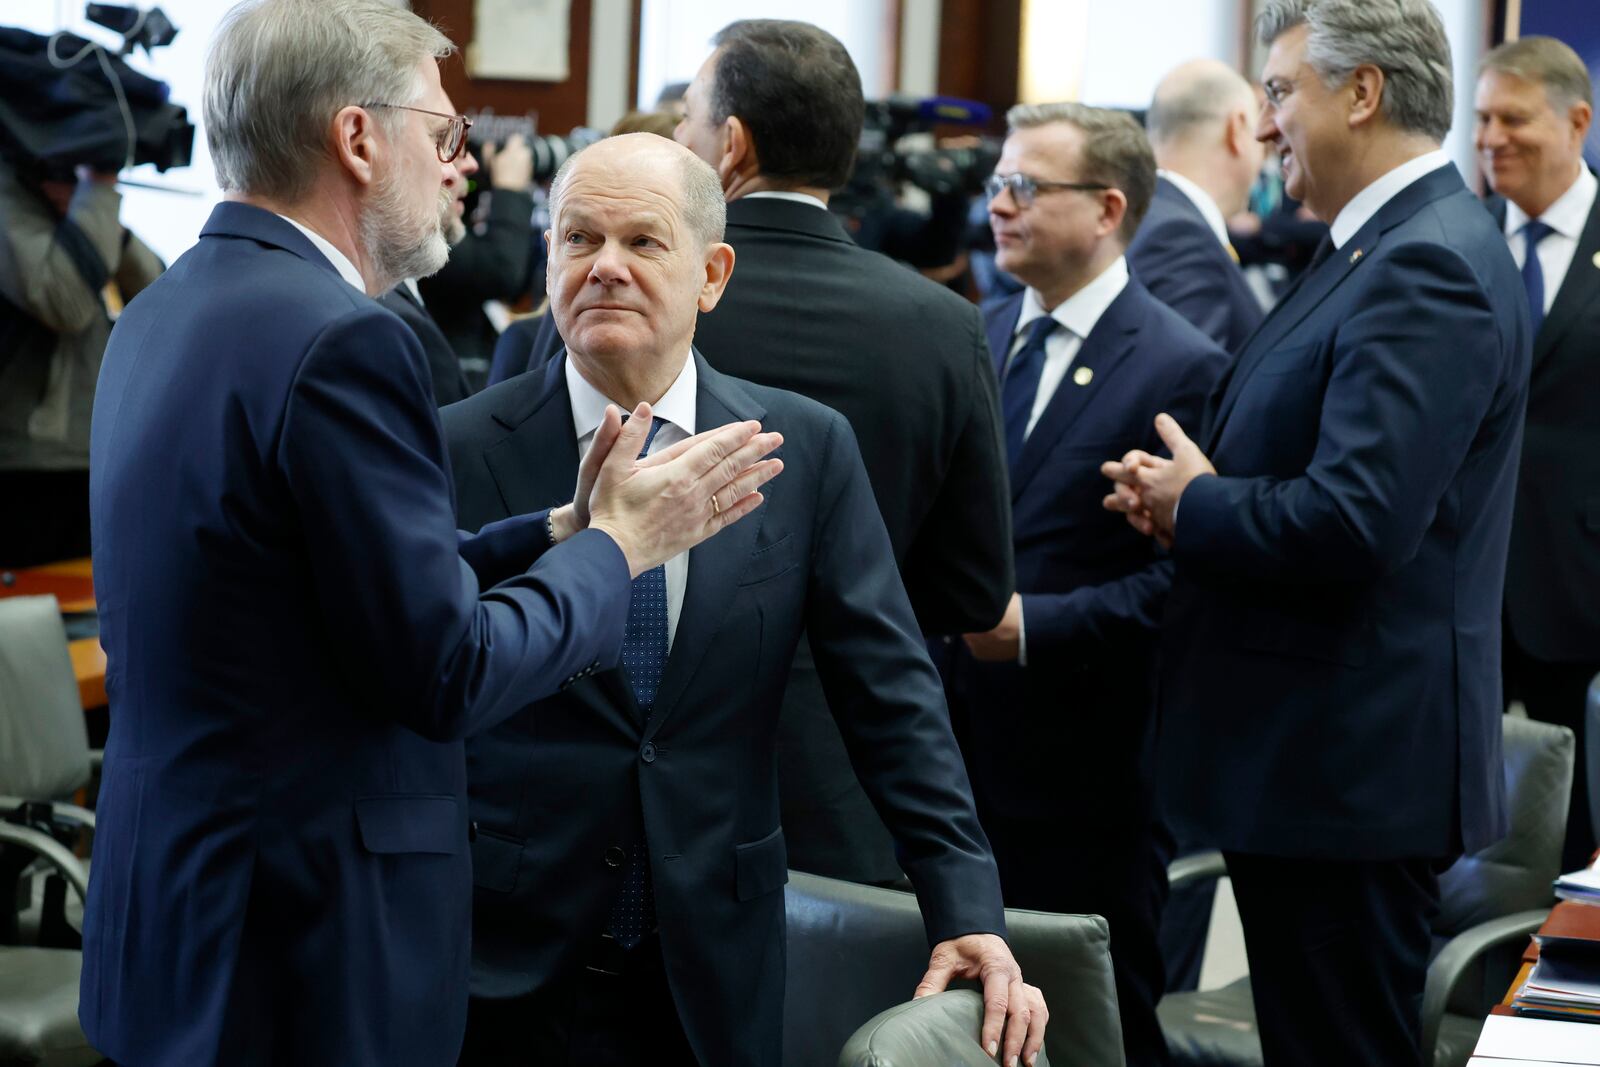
[837,989,1053,1067]
[784,870,1124,1067]
[0,596,102,1066]
[1157,714,1574,1067]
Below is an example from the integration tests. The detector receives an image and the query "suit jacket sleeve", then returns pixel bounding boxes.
[278,307,630,742]
[899,305,1015,634]
[806,411,1007,945]
[1132,220,1235,351]
[1176,243,1504,581]
[1022,343,1226,651]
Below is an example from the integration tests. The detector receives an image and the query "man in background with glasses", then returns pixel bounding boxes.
[80,1,779,1064]
[948,102,1228,1067]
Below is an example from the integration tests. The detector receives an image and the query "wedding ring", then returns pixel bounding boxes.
[711,494,722,516]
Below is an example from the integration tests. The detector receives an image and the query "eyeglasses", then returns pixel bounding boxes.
[1262,75,1306,110]
[984,172,1110,208]
[361,103,473,163]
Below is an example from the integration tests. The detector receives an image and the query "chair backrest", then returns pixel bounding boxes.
[1588,673,1600,858]
[784,870,1125,1067]
[837,989,1052,1067]
[0,595,89,800]
[1435,715,1574,936]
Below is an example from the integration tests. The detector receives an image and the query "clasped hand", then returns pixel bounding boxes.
[1100,412,1214,548]
[548,402,783,576]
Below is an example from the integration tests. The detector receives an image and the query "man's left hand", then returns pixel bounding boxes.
[1102,413,1214,545]
[963,594,1022,662]
[915,933,1047,1066]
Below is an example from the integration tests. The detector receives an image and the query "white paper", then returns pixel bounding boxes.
[467,0,571,81]
[1473,1014,1600,1063]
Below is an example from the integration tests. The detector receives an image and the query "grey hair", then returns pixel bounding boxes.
[1257,0,1454,142]
[1005,102,1156,244]
[547,139,728,247]
[204,0,454,201]
[1480,36,1594,113]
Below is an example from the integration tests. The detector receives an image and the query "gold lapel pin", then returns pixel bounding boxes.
[1073,366,1094,386]
[1349,248,1364,264]
[1591,251,1600,269]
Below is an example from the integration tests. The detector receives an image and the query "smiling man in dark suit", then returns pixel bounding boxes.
[1106,1,1529,1062]
[1129,59,1266,353]
[442,133,1045,1067]
[953,102,1228,1067]
[1477,34,1600,874]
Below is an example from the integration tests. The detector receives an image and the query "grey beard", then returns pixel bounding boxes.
[360,177,452,293]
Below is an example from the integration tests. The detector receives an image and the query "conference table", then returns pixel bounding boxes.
[0,557,105,710]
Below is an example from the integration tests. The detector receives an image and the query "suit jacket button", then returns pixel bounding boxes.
[604,846,626,868]
[640,741,657,764]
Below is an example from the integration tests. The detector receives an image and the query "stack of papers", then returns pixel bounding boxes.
[1555,866,1600,906]
[1474,1014,1600,1063]
[1513,947,1600,1022]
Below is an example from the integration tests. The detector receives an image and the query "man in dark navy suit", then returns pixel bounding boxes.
[1130,59,1266,353]
[443,133,1047,1067]
[1476,35,1600,874]
[1107,2,1529,1062]
[950,103,1227,1067]
[81,2,778,1064]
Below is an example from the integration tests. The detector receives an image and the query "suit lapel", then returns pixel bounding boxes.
[646,355,770,738]
[1534,190,1600,368]
[1008,284,1141,501]
[481,357,640,727]
[1205,166,1465,449]
[984,294,1023,378]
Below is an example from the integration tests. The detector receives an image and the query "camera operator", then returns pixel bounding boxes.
[415,131,538,391]
[0,158,162,564]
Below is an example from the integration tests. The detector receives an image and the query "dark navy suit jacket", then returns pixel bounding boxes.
[1159,164,1530,859]
[1127,176,1263,353]
[946,278,1228,823]
[82,203,631,1066]
[441,353,1005,1066]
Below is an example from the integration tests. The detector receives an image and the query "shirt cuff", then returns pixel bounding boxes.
[1016,597,1027,668]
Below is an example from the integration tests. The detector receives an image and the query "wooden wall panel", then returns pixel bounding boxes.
[937,0,1021,132]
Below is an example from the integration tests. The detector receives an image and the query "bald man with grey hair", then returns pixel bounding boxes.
[1127,59,1266,351]
[441,132,1047,1067]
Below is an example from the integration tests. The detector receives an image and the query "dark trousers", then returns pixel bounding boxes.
[458,933,699,1067]
[984,811,1171,1067]
[1224,852,1440,1067]
[1154,817,1214,994]
[1504,635,1600,872]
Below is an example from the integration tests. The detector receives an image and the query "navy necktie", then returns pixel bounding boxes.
[1000,314,1060,468]
[1521,219,1554,338]
[608,416,666,949]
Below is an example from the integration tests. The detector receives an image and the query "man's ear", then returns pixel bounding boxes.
[332,105,380,187]
[543,229,555,295]
[718,116,759,186]
[1224,107,1250,158]
[1347,64,1385,129]
[697,242,736,312]
[1099,188,1128,241]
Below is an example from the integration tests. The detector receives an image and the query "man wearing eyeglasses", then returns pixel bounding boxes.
[1104,1,1528,1062]
[80,2,780,1064]
[947,102,1228,1067]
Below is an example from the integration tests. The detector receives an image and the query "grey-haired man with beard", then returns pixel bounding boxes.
[81,1,780,1062]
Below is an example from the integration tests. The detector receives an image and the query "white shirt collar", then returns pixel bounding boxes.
[741,190,829,211]
[1329,149,1454,249]
[1158,170,1230,248]
[564,349,698,444]
[1017,256,1130,339]
[1504,165,1598,239]
[275,214,366,292]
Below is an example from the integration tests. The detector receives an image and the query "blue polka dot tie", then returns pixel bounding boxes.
[608,416,665,949]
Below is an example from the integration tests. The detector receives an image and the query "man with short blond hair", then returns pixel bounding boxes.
[1476,34,1600,873]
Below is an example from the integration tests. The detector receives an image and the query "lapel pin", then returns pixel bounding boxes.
[1592,251,1600,269]
[1073,366,1094,386]
[1349,248,1364,264]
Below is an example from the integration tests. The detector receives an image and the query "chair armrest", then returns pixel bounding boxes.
[1167,850,1226,890]
[89,749,104,773]
[1420,907,1548,1056]
[0,821,90,901]
[0,796,95,831]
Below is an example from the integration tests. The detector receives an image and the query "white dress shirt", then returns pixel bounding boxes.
[1158,169,1231,248]
[276,214,366,292]
[1503,165,1598,314]
[1009,256,1130,438]
[740,190,829,211]
[1329,149,1455,249]
[565,353,697,646]
[1007,256,1129,665]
